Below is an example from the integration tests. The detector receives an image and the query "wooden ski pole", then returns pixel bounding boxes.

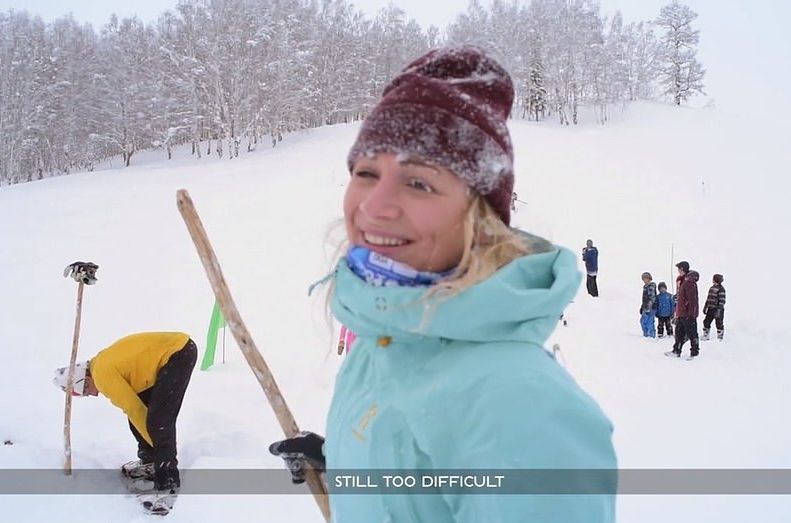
[62,260,98,476]
[63,281,85,476]
[176,189,330,522]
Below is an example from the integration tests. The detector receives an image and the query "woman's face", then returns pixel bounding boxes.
[344,153,471,272]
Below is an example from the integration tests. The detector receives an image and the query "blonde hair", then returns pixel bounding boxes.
[427,195,531,297]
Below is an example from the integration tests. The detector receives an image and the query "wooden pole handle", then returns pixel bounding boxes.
[176,189,330,521]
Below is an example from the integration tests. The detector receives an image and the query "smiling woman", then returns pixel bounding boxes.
[345,153,471,273]
[269,45,617,523]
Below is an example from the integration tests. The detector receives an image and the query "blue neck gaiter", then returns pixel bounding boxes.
[345,245,454,287]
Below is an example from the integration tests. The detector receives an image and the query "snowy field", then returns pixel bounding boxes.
[1,101,790,521]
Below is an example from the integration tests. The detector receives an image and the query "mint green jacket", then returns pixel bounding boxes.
[326,236,616,522]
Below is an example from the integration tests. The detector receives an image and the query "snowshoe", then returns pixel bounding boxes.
[122,472,178,515]
[138,488,178,515]
[121,460,155,481]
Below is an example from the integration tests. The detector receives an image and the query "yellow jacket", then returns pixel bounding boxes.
[90,332,190,446]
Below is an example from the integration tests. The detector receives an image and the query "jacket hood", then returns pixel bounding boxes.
[330,234,581,347]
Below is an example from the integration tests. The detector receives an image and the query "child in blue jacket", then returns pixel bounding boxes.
[656,282,675,338]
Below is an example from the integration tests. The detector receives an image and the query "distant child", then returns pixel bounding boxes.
[582,239,599,297]
[702,273,726,341]
[640,272,657,338]
[656,282,675,338]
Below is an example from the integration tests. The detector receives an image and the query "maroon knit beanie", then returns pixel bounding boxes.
[347,45,515,225]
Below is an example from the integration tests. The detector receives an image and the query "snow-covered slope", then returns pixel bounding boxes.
[1,102,789,522]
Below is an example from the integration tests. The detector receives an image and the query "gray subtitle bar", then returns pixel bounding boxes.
[2,469,791,495]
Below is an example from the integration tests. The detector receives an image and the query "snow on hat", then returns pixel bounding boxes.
[347,45,515,224]
[53,361,90,397]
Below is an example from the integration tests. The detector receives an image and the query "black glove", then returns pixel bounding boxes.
[63,261,99,285]
[269,431,325,484]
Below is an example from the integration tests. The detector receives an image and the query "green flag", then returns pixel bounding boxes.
[201,300,226,370]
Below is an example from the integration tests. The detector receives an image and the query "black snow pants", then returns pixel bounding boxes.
[129,339,197,490]
[657,316,674,336]
[673,317,700,355]
[702,308,725,332]
[586,274,599,297]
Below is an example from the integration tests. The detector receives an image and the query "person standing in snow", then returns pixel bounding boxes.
[656,282,675,338]
[671,260,689,339]
[582,239,599,296]
[702,273,726,341]
[640,272,657,338]
[674,260,690,297]
[53,332,196,493]
[269,46,616,522]
[667,267,701,359]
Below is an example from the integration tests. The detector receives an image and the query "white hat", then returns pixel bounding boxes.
[53,361,90,396]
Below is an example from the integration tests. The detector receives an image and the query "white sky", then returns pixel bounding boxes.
[1,0,789,113]
[2,0,787,38]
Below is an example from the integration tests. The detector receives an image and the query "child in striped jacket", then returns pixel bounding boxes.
[702,274,726,340]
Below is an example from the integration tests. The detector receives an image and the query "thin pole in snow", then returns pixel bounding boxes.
[177,189,330,521]
[61,261,99,476]
[63,281,84,476]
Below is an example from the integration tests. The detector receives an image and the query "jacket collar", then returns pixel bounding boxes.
[330,233,580,347]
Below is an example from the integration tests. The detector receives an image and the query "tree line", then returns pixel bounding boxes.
[0,0,704,185]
